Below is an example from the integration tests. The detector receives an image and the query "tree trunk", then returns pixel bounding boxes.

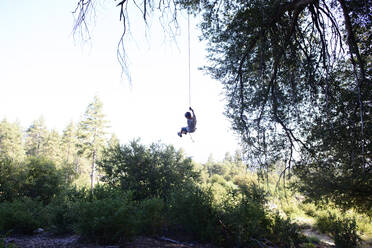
[90,149,96,192]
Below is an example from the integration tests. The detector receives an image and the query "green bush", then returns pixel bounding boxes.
[302,243,317,248]
[221,197,271,246]
[22,157,64,204]
[169,184,220,243]
[315,211,334,233]
[216,184,304,248]
[270,214,305,246]
[0,157,66,205]
[282,203,300,218]
[0,158,25,202]
[89,185,125,201]
[170,182,305,247]
[315,212,361,248]
[333,217,360,248]
[137,198,165,235]
[99,141,200,201]
[44,195,80,234]
[43,186,97,234]
[74,191,137,244]
[63,186,91,202]
[300,202,318,217]
[0,198,45,234]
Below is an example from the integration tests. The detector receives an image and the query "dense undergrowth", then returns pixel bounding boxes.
[0,141,371,248]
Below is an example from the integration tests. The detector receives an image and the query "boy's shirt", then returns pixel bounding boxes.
[187,116,197,132]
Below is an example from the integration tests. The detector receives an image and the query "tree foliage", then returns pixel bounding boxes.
[25,117,49,157]
[22,157,65,204]
[61,121,79,164]
[0,100,111,189]
[0,158,24,202]
[0,157,65,204]
[203,0,371,213]
[99,140,200,200]
[0,119,25,162]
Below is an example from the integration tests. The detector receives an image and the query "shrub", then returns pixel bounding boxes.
[315,211,335,233]
[333,217,360,248]
[0,158,24,202]
[353,213,372,237]
[0,198,44,234]
[282,203,300,218]
[217,184,304,248]
[302,243,317,248]
[210,174,227,186]
[315,212,361,248]
[221,196,271,246]
[89,184,125,201]
[169,184,220,243]
[137,198,165,235]
[300,202,318,217]
[74,191,137,244]
[99,141,200,201]
[270,214,305,246]
[63,186,91,202]
[22,157,64,204]
[44,195,80,234]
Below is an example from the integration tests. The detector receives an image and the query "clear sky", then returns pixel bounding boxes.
[0,0,240,163]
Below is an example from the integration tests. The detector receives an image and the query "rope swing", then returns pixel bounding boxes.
[188,13,195,143]
[187,12,191,108]
[177,12,197,142]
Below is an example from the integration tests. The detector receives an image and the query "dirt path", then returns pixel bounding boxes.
[4,232,340,248]
[4,234,216,248]
[302,228,335,247]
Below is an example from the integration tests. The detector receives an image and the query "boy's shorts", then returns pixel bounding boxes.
[182,127,195,133]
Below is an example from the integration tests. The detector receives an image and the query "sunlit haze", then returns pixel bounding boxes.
[0,0,240,163]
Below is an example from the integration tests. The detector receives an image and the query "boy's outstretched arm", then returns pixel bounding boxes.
[189,107,195,117]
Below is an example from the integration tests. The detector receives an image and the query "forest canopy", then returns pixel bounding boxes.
[72,0,371,213]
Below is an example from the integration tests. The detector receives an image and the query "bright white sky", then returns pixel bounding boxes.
[0,0,240,163]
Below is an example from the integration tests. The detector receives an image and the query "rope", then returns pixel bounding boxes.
[187,12,191,107]
[189,133,195,143]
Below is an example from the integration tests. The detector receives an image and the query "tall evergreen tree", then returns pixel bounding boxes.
[61,121,80,167]
[43,129,62,164]
[0,119,25,162]
[25,117,49,157]
[107,133,120,148]
[78,96,109,190]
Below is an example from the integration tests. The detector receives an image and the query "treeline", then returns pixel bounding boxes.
[0,96,112,187]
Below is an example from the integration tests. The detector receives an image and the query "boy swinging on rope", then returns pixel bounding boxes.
[178,107,197,137]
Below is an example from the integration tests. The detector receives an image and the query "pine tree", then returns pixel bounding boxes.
[61,121,79,166]
[0,119,25,162]
[25,117,49,157]
[78,96,109,190]
[107,133,120,148]
[43,129,62,164]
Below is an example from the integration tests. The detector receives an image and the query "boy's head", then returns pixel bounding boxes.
[185,112,192,119]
